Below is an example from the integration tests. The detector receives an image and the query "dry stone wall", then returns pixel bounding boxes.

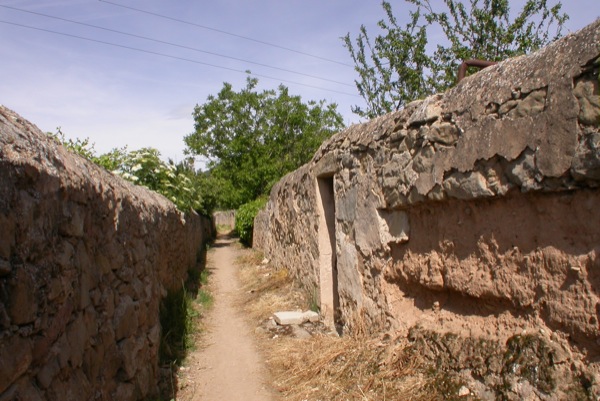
[0,106,213,400]
[254,20,600,399]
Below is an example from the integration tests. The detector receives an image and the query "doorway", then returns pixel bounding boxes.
[316,176,340,331]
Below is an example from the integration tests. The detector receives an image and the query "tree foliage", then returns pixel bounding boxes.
[184,77,345,209]
[343,0,569,119]
[234,197,267,246]
[49,130,213,215]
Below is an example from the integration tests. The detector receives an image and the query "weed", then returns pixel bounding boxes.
[196,288,213,308]
[159,285,193,366]
[199,269,210,286]
[158,243,212,400]
[305,285,320,313]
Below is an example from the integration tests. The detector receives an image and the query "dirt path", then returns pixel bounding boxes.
[176,235,276,401]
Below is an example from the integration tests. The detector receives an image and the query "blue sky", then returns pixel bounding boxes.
[1,1,597,165]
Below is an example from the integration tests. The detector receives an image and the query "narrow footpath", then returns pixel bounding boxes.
[177,235,276,401]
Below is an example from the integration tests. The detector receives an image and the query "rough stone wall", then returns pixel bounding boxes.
[255,21,600,398]
[0,106,213,400]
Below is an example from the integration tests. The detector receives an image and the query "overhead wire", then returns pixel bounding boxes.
[0,20,360,97]
[0,4,354,88]
[97,0,354,68]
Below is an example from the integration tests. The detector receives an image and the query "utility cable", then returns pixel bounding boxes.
[0,4,353,87]
[98,0,354,68]
[0,20,360,97]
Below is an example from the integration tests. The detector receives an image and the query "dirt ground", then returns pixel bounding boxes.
[175,235,277,401]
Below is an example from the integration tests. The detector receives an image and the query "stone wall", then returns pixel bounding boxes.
[254,21,600,398]
[0,106,213,400]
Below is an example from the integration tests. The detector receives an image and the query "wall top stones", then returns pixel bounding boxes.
[309,19,599,209]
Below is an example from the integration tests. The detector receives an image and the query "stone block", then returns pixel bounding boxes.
[0,336,32,393]
[36,357,60,389]
[377,209,409,245]
[273,311,304,325]
[302,311,320,323]
[0,376,43,401]
[8,268,38,325]
[113,296,138,340]
[0,214,15,260]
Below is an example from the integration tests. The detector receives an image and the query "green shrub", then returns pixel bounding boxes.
[48,129,214,215]
[235,197,267,246]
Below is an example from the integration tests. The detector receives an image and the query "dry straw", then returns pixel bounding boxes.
[235,248,449,401]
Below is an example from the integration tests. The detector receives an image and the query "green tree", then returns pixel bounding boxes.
[343,0,568,119]
[185,77,345,209]
[49,130,212,214]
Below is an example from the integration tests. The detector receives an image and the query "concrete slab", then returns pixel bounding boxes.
[273,311,304,325]
[302,311,320,323]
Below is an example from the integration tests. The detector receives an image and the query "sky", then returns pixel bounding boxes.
[0,1,598,165]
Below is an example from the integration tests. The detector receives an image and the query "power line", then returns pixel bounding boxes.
[98,0,354,68]
[0,20,360,97]
[0,4,353,87]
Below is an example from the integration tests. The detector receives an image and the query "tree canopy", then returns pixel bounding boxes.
[343,0,569,119]
[184,77,345,209]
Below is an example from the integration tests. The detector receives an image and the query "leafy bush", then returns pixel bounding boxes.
[235,197,267,246]
[48,129,214,215]
[48,127,96,159]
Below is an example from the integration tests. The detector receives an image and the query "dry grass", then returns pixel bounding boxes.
[234,248,450,401]
[266,334,437,401]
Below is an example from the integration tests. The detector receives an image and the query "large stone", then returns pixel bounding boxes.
[0,376,43,401]
[36,357,60,389]
[574,75,600,126]
[0,214,14,260]
[377,209,410,245]
[273,311,304,325]
[302,311,320,323]
[8,268,38,325]
[118,336,144,379]
[443,171,494,199]
[113,295,138,341]
[0,336,32,393]
[427,122,460,145]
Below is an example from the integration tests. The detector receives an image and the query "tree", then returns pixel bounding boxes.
[184,77,345,209]
[343,0,569,119]
[49,130,213,214]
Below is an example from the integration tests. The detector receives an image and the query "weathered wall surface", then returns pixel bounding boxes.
[255,21,600,398]
[0,106,213,400]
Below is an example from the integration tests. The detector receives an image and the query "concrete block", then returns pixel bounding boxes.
[273,311,304,325]
[302,311,320,323]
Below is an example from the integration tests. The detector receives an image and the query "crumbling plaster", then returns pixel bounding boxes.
[254,20,600,397]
